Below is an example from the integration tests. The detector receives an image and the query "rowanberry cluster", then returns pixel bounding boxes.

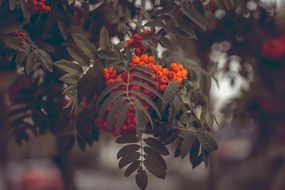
[96,54,188,136]
[28,0,51,14]
[125,31,150,56]
[13,31,29,46]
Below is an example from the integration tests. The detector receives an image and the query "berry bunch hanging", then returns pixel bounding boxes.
[97,54,188,136]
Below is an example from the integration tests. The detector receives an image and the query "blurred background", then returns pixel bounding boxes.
[1,0,285,189]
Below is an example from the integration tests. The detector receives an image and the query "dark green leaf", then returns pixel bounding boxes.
[77,134,86,152]
[124,161,140,177]
[119,152,140,169]
[54,59,83,74]
[181,131,195,159]
[130,80,163,100]
[98,91,125,119]
[117,144,141,159]
[143,138,169,156]
[179,7,206,30]
[189,139,202,168]
[131,72,157,86]
[195,130,218,152]
[99,26,112,50]
[116,134,139,144]
[143,158,166,179]
[143,146,167,169]
[131,96,154,129]
[159,36,172,49]
[66,42,90,66]
[59,73,80,83]
[136,167,148,190]
[115,103,130,130]
[16,51,28,67]
[130,90,161,119]
[107,98,125,130]
[72,33,97,58]
[175,16,197,39]
[96,81,125,105]
[162,82,180,111]
[97,49,120,61]
[131,66,155,76]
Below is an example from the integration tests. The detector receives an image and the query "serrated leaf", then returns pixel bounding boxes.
[143,146,167,169]
[37,49,53,72]
[115,103,130,130]
[179,6,206,30]
[97,49,120,61]
[195,130,218,152]
[159,36,172,49]
[106,98,125,129]
[143,159,166,179]
[136,168,148,190]
[130,89,161,119]
[202,149,209,168]
[77,134,86,152]
[98,91,125,119]
[117,144,141,159]
[181,131,195,159]
[66,43,89,66]
[144,138,169,156]
[162,82,180,111]
[63,85,76,96]
[25,51,36,75]
[175,16,197,39]
[16,51,29,67]
[189,139,202,168]
[131,66,156,76]
[59,73,80,85]
[116,134,139,144]
[130,80,163,100]
[124,160,140,177]
[131,96,154,129]
[96,81,125,105]
[71,33,97,58]
[119,152,140,169]
[131,72,157,86]
[54,59,83,74]
[99,26,112,50]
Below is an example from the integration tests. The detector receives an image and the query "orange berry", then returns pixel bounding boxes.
[176,71,183,78]
[172,66,180,72]
[174,78,183,84]
[148,56,155,62]
[132,56,141,64]
[138,61,145,66]
[168,71,175,79]
[182,68,188,77]
[140,54,149,62]
[162,68,169,75]
[156,70,163,78]
[160,76,168,84]
[178,64,183,70]
[159,84,167,91]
